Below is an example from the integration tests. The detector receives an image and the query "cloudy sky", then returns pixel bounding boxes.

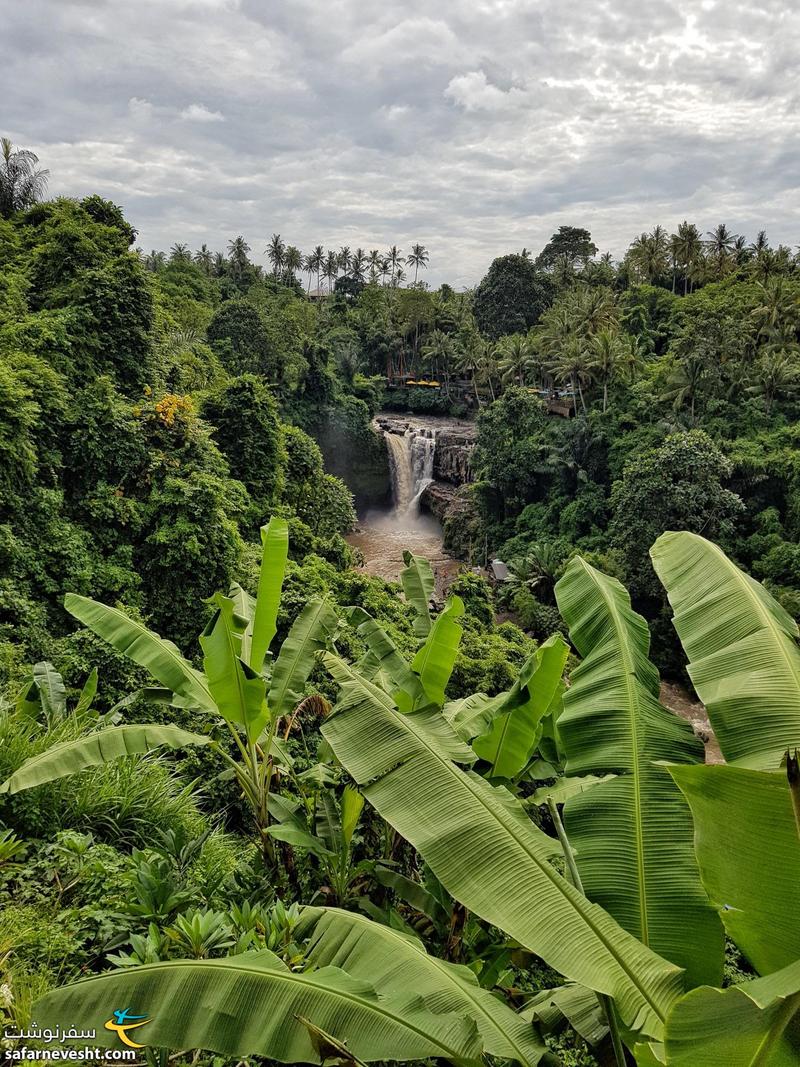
[3,0,799,286]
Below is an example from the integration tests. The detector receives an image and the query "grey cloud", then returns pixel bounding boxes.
[1,0,798,285]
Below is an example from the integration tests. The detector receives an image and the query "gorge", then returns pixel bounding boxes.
[346,413,476,585]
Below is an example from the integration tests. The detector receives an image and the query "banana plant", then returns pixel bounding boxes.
[319,651,685,1043]
[34,904,556,1065]
[621,533,800,1065]
[553,557,724,988]
[268,785,370,905]
[0,518,339,862]
[650,531,800,769]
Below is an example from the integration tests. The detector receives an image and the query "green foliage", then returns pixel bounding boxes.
[610,431,744,601]
[473,254,555,340]
[206,299,278,378]
[202,373,287,520]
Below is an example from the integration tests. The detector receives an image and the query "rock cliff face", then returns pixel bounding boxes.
[374,414,476,489]
[433,427,475,485]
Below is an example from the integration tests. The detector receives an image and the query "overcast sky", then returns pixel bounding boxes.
[3,0,799,286]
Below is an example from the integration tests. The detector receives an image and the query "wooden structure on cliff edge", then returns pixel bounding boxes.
[383,376,576,417]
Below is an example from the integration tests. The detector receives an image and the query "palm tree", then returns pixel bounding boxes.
[378,258,391,286]
[284,245,302,279]
[193,244,214,275]
[706,223,737,279]
[627,227,668,284]
[387,246,403,286]
[324,250,338,294]
[552,335,593,414]
[266,234,285,277]
[212,251,227,277]
[672,222,702,295]
[750,349,799,413]
[394,265,407,287]
[497,333,536,387]
[169,243,192,263]
[406,243,429,284]
[302,252,316,294]
[144,250,166,272]
[661,354,708,421]
[228,236,251,280]
[351,248,367,284]
[337,246,352,278]
[311,245,324,293]
[421,329,456,395]
[0,139,49,217]
[589,328,624,412]
[368,249,381,283]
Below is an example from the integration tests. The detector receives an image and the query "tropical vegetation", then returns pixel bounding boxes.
[1,142,799,1066]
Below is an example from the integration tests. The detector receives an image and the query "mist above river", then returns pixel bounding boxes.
[346,414,462,588]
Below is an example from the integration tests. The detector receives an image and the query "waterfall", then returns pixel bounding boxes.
[384,426,437,520]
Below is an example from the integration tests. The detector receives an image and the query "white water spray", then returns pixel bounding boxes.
[384,426,437,520]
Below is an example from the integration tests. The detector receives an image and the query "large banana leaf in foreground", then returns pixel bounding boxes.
[321,653,685,1040]
[669,764,800,976]
[0,725,209,794]
[662,958,800,1066]
[33,950,481,1063]
[473,633,569,779]
[64,594,215,712]
[298,907,554,1066]
[555,558,723,987]
[650,532,800,768]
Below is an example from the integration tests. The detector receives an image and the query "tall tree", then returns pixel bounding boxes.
[284,245,302,278]
[406,243,429,284]
[337,246,352,278]
[351,248,367,283]
[535,226,597,271]
[387,245,403,286]
[324,250,338,293]
[193,244,214,275]
[228,236,251,280]
[0,139,49,217]
[706,223,737,279]
[266,233,286,277]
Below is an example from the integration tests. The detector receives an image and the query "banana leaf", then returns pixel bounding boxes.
[524,983,609,1047]
[298,907,554,1066]
[64,594,214,713]
[669,763,800,976]
[650,531,800,769]
[555,557,724,988]
[401,551,434,637]
[250,516,289,672]
[321,652,685,1041]
[411,595,464,707]
[349,609,426,711]
[267,597,338,721]
[663,958,800,1066]
[73,668,98,717]
[32,949,482,1063]
[472,634,569,779]
[444,692,505,740]
[0,725,209,794]
[33,660,67,721]
[530,774,616,806]
[200,593,268,742]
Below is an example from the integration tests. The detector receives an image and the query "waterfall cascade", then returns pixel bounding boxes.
[384,426,437,520]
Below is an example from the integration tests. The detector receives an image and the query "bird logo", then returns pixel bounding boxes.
[104,1008,150,1048]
